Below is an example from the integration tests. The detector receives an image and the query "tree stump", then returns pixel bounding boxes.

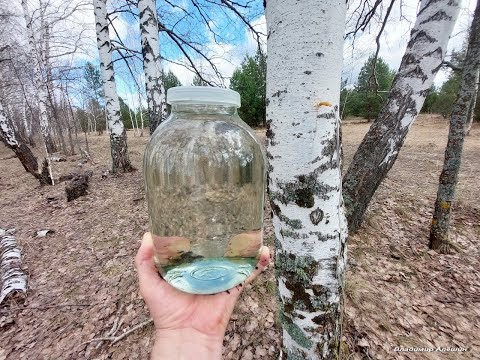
[65,171,93,202]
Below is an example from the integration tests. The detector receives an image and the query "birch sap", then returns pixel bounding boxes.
[143,87,266,294]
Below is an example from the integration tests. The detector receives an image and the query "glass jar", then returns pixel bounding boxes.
[143,86,266,294]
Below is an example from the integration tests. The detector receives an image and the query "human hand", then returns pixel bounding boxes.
[135,232,270,360]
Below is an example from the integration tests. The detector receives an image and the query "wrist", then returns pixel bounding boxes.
[152,328,223,360]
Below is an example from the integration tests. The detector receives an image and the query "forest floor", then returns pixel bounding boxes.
[0,114,479,359]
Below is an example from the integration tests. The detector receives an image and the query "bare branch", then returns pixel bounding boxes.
[368,0,396,98]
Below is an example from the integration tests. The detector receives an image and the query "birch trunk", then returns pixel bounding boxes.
[65,86,81,151]
[93,0,134,172]
[21,0,56,154]
[133,110,139,137]
[430,0,480,253]
[127,100,137,136]
[0,103,52,185]
[0,229,27,304]
[342,0,461,234]
[138,0,166,135]
[25,105,34,146]
[63,98,76,155]
[139,105,144,137]
[44,21,67,154]
[266,1,347,358]
[465,69,479,136]
[21,99,29,142]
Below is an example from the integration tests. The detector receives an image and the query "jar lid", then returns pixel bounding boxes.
[167,86,241,107]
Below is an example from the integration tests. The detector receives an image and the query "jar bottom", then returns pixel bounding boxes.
[160,257,257,294]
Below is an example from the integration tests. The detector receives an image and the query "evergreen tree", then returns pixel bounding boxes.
[83,63,103,101]
[421,85,439,113]
[83,62,105,133]
[230,47,267,127]
[160,70,182,115]
[192,74,208,86]
[340,56,395,120]
[355,56,395,121]
[429,49,479,122]
[162,70,182,91]
[119,97,135,129]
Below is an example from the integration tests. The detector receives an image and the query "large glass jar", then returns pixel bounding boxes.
[144,87,266,294]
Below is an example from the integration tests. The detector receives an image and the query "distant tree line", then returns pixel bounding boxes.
[78,63,183,135]
[230,47,267,128]
[423,49,480,126]
[339,52,479,124]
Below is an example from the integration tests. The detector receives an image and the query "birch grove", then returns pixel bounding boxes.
[93,0,134,173]
[430,0,480,253]
[342,0,461,233]
[138,0,166,135]
[21,0,56,156]
[0,102,52,184]
[266,0,347,357]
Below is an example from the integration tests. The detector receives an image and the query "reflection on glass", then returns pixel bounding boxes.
[144,103,265,294]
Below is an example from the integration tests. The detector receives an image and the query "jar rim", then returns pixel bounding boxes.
[167,86,241,107]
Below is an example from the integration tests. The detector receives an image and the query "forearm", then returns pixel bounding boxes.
[152,329,223,360]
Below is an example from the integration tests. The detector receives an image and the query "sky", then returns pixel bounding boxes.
[342,0,478,87]
[44,0,478,108]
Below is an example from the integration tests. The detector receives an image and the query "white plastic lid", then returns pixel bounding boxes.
[167,86,241,107]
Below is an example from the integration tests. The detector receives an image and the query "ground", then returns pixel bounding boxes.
[0,114,478,359]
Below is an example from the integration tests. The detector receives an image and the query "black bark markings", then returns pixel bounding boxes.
[420,10,452,24]
[310,208,324,225]
[277,251,341,352]
[272,89,287,98]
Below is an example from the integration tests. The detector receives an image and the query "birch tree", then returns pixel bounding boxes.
[94,0,134,173]
[342,0,461,233]
[138,0,166,135]
[266,0,347,358]
[430,0,480,253]
[21,0,56,155]
[0,102,52,185]
[465,69,479,135]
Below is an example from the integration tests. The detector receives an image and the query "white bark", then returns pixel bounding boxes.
[466,69,479,135]
[138,0,166,134]
[0,103,19,147]
[21,0,54,183]
[133,107,139,136]
[380,0,461,165]
[127,103,136,136]
[22,99,30,139]
[94,0,133,172]
[0,229,27,304]
[94,0,125,138]
[139,104,144,137]
[342,0,461,233]
[21,0,51,151]
[266,0,347,358]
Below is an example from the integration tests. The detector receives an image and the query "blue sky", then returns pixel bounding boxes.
[67,0,477,109]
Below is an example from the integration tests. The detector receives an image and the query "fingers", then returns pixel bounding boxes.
[242,246,271,287]
[136,233,166,299]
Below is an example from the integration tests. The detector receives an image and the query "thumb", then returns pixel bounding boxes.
[135,232,167,299]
